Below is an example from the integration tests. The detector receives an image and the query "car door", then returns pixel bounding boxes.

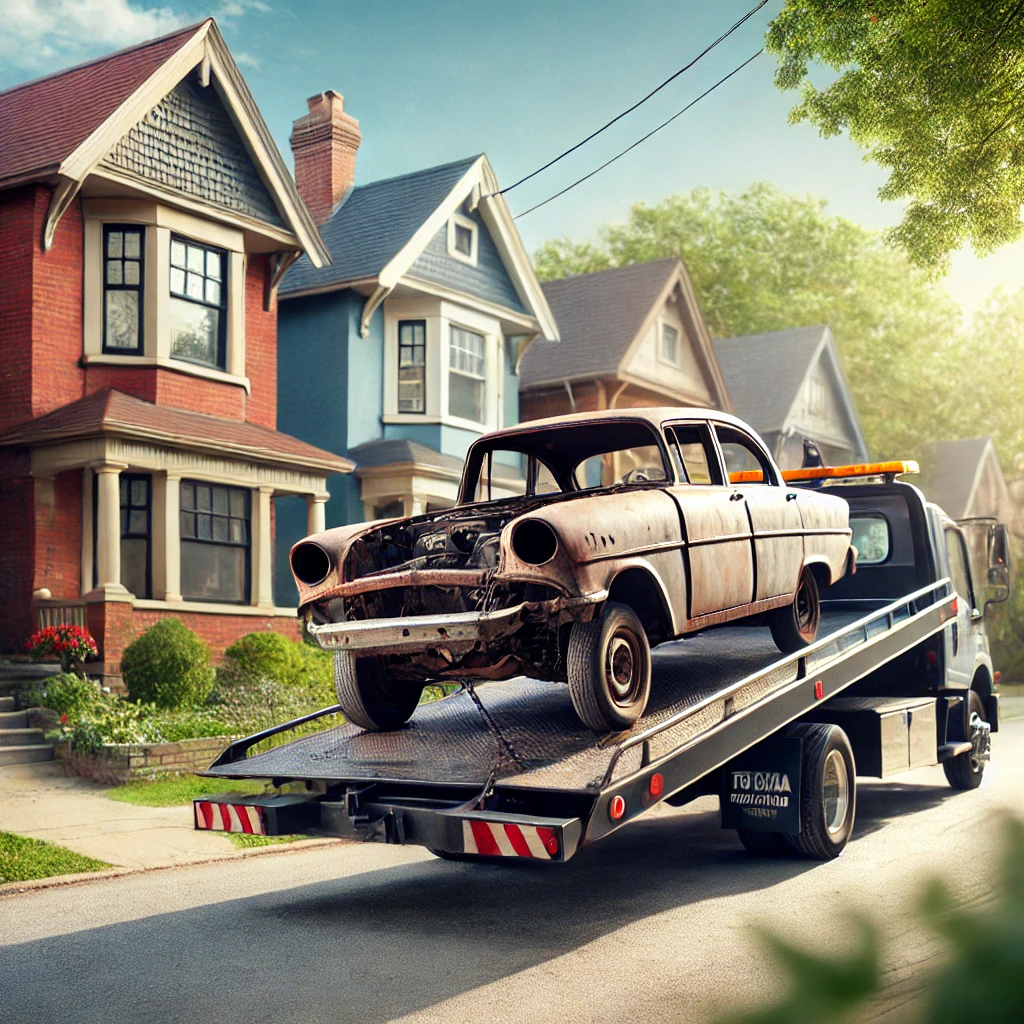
[664,422,754,620]
[714,423,804,602]
[943,525,979,688]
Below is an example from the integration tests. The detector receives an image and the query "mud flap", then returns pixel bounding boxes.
[720,736,802,834]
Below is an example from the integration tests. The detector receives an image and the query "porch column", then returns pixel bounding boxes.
[164,473,182,602]
[93,462,130,596]
[253,485,275,609]
[305,493,328,536]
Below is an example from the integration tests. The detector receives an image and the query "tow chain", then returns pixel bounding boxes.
[460,679,526,784]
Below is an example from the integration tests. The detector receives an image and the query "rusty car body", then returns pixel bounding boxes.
[291,408,855,732]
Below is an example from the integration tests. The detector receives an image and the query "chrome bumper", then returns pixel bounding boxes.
[307,592,607,654]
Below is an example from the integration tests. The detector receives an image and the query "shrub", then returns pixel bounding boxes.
[56,698,153,754]
[121,619,214,709]
[29,673,104,718]
[217,631,333,701]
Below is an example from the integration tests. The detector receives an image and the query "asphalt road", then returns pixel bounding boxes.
[3,719,1023,1024]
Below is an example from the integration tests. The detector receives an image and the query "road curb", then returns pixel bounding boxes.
[0,836,343,897]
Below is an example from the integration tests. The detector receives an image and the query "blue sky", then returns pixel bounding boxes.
[2,0,1020,311]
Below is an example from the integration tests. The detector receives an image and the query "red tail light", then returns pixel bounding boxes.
[951,597,959,615]
[609,795,626,820]
[649,773,664,798]
[814,680,824,700]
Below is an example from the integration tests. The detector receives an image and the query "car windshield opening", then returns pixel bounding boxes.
[463,420,668,503]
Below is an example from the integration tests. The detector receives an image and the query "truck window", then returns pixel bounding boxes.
[944,528,975,608]
[850,513,891,565]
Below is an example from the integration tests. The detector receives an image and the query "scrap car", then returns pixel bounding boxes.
[290,408,855,732]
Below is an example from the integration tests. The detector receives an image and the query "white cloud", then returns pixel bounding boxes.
[0,0,187,69]
[233,51,261,70]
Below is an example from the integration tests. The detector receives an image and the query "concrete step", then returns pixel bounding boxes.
[0,697,15,713]
[0,728,47,747]
[0,744,54,766]
[0,711,28,729]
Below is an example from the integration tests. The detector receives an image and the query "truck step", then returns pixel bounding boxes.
[0,744,54,766]
[0,711,27,729]
[0,728,48,748]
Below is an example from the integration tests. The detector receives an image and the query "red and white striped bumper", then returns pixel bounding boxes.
[195,800,267,835]
[462,819,560,859]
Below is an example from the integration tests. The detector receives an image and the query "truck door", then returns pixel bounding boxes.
[714,424,804,601]
[942,525,978,688]
[664,423,754,619]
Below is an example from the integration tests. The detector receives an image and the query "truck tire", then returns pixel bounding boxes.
[768,566,821,654]
[737,829,791,856]
[943,689,989,791]
[783,722,856,860]
[567,602,652,732]
[334,651,422,731]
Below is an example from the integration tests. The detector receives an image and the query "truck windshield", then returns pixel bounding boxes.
[462,420,668,503]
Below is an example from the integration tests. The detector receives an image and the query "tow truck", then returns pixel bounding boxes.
[194,463,1011,862]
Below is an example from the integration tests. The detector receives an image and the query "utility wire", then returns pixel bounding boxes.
[493,0,768,198]
[514,49,763,220]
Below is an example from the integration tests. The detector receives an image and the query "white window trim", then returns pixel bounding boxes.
[447,212,478,267]
[657,320,681,367]
[83,199,247,387]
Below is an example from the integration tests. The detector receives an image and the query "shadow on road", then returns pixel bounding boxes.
[1,781,969,1024]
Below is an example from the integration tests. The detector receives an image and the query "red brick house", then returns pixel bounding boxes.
[0,20,352,680]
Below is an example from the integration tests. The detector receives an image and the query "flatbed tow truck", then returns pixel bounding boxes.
[195,469,1011,863]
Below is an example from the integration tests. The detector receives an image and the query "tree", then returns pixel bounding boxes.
[534,183,962,459]
[766,1,1024,274]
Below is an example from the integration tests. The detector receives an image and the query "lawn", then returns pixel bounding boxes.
[106,773,268,807]
[0,832,110,884]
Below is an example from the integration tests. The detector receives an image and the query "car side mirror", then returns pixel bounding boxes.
[985,523,1011,610]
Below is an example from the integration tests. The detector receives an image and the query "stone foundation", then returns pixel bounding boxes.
[58,735,236,785]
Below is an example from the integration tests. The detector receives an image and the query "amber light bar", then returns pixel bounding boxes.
[730,461,920,485]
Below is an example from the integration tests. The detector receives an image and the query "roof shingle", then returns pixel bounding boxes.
[349,438,464,476]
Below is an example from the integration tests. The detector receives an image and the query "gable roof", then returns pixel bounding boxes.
[0,19,329,266]
[279,153,558,341]
[0,389,353,474]
[919,437,996,520]
[519,259,678,387]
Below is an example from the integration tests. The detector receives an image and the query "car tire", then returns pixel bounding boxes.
[334,651,422,731]
[736,829,792,856]
[768,566,821,654]
[943,689,989,790]
[567,601,652,732]
[783,722,856,860]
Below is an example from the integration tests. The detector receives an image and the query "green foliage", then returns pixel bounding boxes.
[0,831,109,884]
[988,573,1024,685]
[106,773,267,807]
[28,672,104,719]
[766,2,1024,273]
[217,631,333,698]
[56,698,152,753]
[121,618,215,709]
[718,815,1024,1023]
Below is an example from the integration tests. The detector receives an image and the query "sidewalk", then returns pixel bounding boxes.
[0,761,334,874]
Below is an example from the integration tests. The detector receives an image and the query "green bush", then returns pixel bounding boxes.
[28,673,104,718]
[217,631,332,694]
[57,698,152,753]
[121,618,215,709]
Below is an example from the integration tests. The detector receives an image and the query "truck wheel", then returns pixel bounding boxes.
[784,723,856,860]
[768,567,821,654]
[737,829,791,856]
[334,651,422,731]
[567,602,652,732]
[943,690,989,791]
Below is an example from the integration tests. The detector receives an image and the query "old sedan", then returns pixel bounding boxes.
[291,409,854,733]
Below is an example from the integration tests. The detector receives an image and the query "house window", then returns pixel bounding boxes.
[660,323,679,365]
[103,225,144,353]
[120,474,151,598]
[449,325,486,423]
[447,214,478,265]
[179,481,250,603]
[170,236,227,369]
[397,320,426,413]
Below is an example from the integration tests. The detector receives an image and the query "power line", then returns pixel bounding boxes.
[514,49,763,220]
[493,0,768,198]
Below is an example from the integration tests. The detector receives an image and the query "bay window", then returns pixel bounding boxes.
[449,325,486,423]
[103,226,144,353]
[170,236,227,369]
[179,481,250,603]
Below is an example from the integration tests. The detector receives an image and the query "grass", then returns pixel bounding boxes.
[225,833,307,849]
[105,773,268,807]
[0,831,110,884]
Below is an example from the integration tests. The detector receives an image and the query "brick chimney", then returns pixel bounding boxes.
[290,91,361,225]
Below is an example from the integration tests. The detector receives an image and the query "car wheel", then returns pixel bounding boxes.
[783,722,856,860]
[334,651,422,731]
[768,566,821,654]
[567,602,652,732]
[943,689,990,790]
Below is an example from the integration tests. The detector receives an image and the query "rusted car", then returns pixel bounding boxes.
[291,409,855,733]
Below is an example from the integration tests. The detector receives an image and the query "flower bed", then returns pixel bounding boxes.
[58,735,237,786]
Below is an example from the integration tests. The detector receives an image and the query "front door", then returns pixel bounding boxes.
[665,423,754,620]
[715,424,803,601]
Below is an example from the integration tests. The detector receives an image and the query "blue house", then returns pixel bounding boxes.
[275,92,558,604]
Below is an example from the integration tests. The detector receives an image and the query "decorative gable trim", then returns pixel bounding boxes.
[41,19,330,269]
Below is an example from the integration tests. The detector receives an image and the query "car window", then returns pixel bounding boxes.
[472,450,527,502]
[667,425,720,485]
[574,445,667,488]
[944,528,975,607]
[850,513,891,564]
[716,425,776,485]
